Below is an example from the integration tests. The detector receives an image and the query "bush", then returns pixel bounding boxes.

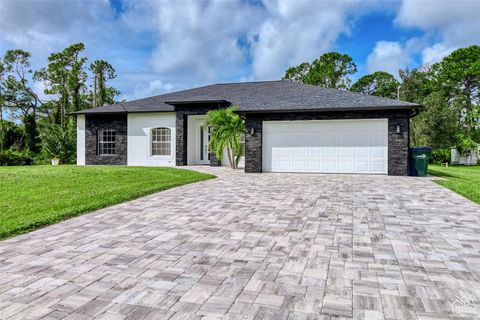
[41,124,76,164]
[430,148,450,164]
[0,120,25,151]
[0,149,34,166]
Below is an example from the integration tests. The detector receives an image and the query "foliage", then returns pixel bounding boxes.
[0,43,120,165]
[399,67,435,104]
[429,164,480,204]
[1,50,42,153]
[34,43,88,126]
[283,62,311,83]
[434,45,480,139]
[351,71,400,99]
[41,124,76,163]
[399,47,480,155]
[0,166,214,239]
[0,149,34,166]
[430,148,450,164]
[419,91,459,149]
[206,107,245,169]
[455,133,478,157]
[283,52,357,89]
[0,120,25,150]
[89,60,119,107]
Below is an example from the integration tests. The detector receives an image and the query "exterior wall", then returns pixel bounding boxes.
[76,115,85,165]
[85,114,128,165]
[175,108,222,166]
[127,113,176,166]
[244,110,412,176]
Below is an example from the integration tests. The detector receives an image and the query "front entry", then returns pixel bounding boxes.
[198,124,210,164]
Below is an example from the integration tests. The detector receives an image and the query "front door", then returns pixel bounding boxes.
[198,125,210,164]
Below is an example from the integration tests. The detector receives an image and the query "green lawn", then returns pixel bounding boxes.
[429,164,480,204]
[0,166,214,240]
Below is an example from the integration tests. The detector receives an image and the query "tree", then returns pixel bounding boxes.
[399,67,435,104]
[351,71,400,99]
[89,60,119,107]
[206,107,245,169]
[2,50,42,153]
[35,43,87,126]
[283,62,311,83]
[434,45,480,139]
[420,91,459,149]
[283,52,357,89]
[398,67,436,146]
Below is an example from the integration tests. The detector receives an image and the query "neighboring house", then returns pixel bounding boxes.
[73,80,421,175]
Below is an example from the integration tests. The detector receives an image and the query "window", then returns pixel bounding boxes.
[98,129,116,155]
[151,128,171,156]
[240,134,245,156]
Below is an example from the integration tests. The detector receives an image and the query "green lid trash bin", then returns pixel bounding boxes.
[409,147,432,176]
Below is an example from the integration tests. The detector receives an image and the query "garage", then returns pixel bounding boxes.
[262,119,388,174]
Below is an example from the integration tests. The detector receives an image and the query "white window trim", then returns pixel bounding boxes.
[149,127,172,158]
[97,129,116,156]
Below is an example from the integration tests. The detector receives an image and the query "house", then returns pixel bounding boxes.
[74,80,421,175]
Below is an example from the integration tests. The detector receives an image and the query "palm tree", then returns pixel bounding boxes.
[206,106,245,169]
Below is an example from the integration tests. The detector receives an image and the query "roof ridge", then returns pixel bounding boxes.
[212,80,285,86]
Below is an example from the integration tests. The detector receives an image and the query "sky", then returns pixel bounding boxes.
[0,0,479,102]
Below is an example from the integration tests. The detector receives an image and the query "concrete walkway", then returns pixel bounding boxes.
[0,167,479,320]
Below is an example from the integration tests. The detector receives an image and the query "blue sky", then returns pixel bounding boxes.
[0,0,479,101]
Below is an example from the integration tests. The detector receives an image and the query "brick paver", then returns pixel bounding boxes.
[1,167,479,319]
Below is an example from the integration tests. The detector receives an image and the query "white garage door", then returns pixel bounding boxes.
[263,119,388,174]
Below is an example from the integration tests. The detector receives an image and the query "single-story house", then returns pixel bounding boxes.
[73,80,421,175]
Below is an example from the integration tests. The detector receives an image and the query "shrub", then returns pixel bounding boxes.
[41,124,76,164]
[430,148,450,164]
[0,120,25,151]
[0,149,34,166]
[455,133,478,156]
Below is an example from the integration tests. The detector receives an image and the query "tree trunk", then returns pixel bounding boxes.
[93,76,97,108]
[226,146,233,168]
[99,72,105,107]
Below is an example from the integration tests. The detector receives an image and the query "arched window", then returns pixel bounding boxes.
[151,128,171,156]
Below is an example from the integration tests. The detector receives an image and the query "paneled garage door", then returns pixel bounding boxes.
[262,119,388,174]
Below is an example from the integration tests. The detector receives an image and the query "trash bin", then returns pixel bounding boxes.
[409,147,432,176]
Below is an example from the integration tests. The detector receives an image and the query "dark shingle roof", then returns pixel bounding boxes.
[74,80,420,114]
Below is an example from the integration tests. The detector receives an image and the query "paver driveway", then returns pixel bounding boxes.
[1,167,479,320]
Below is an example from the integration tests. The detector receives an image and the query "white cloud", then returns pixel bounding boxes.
[366,41,411,76]
[422,43,456,65]
[130,0,262,84]
[121,79,176,101]
[10,0,478,102]
[0,0,112,55]
[251,0,362,79]
[396,0,480,65]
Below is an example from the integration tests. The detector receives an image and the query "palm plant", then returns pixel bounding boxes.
[42,124,76,164]
[206,106,245,169]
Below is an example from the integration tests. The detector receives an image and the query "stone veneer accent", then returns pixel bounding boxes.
[85,114,128,165]
[244,110,413,176]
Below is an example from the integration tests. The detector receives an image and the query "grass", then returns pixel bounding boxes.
[0,165,214,240]
[429,164,480,204]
